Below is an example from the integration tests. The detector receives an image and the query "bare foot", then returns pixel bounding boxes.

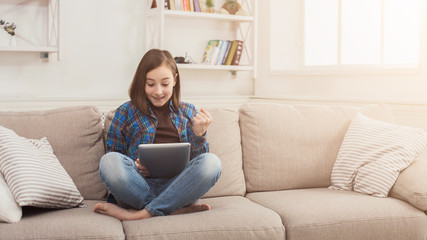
[171,203,211,215]
[94,203,153,221]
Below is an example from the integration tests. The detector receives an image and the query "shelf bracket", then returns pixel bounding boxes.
[40,52,49,59]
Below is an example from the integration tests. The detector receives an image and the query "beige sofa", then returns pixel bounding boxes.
[0,103,426,240]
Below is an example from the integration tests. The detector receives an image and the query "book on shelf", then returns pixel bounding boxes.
[231,40,243,65]
[175,0,181,10]
[221,40,232,65]
[164,0,205,12]
[189,0,194,12]
[210,40,223,65]
[183,0,192,12]
[201,40,219,64]
[193,0,201,12]
[224,40,238,65]
[216,40,230,65]
[198,0,205,12]
[169,0,176,10]
[182,0,189,11]
[202,39,244,66]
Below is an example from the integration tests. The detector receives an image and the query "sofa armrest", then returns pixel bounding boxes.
[389,156,427,212]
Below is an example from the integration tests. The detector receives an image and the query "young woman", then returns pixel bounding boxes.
[94,49,222,221]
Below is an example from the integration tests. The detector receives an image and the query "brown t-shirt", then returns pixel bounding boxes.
[152,104,180,143]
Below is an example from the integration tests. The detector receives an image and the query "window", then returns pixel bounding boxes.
[270,0,420,73]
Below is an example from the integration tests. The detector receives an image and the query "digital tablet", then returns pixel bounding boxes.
[138,143,191,178]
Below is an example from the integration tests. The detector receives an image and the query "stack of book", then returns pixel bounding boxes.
[201,40,243,65]
[165,0,206,12]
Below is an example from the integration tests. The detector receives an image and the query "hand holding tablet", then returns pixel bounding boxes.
[135,159,150,177]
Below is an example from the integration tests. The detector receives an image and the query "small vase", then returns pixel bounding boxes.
[9,36,16,47]
[206,7,215,13]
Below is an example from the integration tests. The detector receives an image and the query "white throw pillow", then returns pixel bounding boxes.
[0,172,22,223]
[0,126,84,208]
[329,112,427,197]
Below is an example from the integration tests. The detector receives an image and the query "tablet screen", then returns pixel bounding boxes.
[138,143,191,178]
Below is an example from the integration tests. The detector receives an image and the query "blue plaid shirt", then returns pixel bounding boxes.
[106,100,209,160]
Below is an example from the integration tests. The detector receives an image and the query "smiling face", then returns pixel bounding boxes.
[145,64,177,107]
[129,49,181,115]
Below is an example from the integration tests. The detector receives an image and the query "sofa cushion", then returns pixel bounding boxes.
[330,112,427,197]
[246,188,427,240]
[0,126,84,208]
[104,108,246,198]
[0,106,107,200]
[121,196,285,240]
[390,154,427,211]
[239,103,394,192]
[0,200,124,240]
[203,108,246,197]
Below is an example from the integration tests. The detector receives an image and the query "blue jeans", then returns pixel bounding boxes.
[99,151,222,216]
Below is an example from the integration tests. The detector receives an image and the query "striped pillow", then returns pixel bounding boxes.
[329,112,427,197]
[0,126,84,208]
[0,172,22,223]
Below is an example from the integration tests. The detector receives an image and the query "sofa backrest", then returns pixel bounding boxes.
[0,106,107,200]
[104,107,246,198]
[239,103,394,193]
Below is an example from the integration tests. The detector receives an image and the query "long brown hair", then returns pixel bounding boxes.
[129,49,181,115]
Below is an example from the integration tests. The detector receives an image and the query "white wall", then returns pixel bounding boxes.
[0,0,253,112]
[0,1,144,108]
